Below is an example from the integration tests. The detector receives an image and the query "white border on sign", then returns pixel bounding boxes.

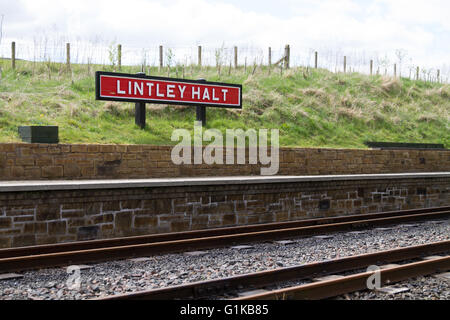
[99,75,241,106]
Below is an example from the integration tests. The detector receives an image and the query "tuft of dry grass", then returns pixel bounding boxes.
[336,78,347,85]
[58,88,77,100]
[406,86,421,98]
[418,113,439,123]
[300,88,326,97]
[0,93,12,101]
[340,94,353,107]
[336,106,364,120]
[424,86,450,98]
[243,74,258,86]
[438,86,450,98]
[172,105,191,111]
[147,104,168,111]
[292,105,310,118]
[66,103,81,118]
[381,77,402,93]
[8,96,27,110]
[103,102,126,116]
[282,69,297,79]
[243,88,283,112]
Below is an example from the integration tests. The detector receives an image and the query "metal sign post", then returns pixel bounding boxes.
[196,106,206,126]
[135,72,146,129]
[196,78,206,126]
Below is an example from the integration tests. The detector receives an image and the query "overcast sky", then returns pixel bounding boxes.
[1,0,449,69]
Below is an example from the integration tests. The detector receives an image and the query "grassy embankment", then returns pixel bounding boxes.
[0,59,448,148]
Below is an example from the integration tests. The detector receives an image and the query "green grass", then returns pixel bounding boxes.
[0,59,448,148]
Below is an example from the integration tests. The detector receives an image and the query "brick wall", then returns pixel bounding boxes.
[0,176,448,248]
[0,143,448,180]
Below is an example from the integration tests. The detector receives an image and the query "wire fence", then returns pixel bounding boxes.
[0,39,448,83]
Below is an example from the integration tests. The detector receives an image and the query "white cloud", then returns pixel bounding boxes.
[0,0,448,70]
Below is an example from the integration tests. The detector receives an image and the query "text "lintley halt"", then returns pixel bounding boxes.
[95,72,242,108]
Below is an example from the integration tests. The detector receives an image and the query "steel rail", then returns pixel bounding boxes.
[1,209,449,272]
[1,206,448,259]
[235,256,450,300]
[95,240,450,300]
[0,209,448,273]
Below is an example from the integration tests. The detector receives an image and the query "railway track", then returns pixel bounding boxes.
[0,206,449,273]
[236,255,450,300]
[96,240,450,300]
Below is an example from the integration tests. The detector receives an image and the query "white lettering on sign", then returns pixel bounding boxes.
[156,84,164,97]
[128,81,132,95]
[222,89,228,101]
[192,87,200,99]
[167,84,175,98]
[146,83,154,95]
[202,88,210,100]
[117,80,126,94]
[178,85,186,98]
[212,88,219,101]
[134,82,143,96]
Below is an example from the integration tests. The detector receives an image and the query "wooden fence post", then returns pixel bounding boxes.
[394,64,397,78]
[315,51,318,69]
[11,42,16,69]
[343,56,346,73]
[159,45,163,70]
[117,44,122,70]
[370,60,373,75]
[416,67,419,80]
[284,44,290,69]
[198,45,202,67]
[234,46,238,68]
[268,47,272,67]
[66,43,71,70]
[437,69,440,83]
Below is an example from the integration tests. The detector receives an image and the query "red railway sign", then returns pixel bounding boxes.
[95,71,242,109]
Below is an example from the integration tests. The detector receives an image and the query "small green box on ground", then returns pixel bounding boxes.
[18,126,59,144]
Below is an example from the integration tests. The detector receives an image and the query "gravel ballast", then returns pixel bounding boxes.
[0,219,449,300]
[334,275,450,300]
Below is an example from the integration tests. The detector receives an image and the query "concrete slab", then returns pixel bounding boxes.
[313,235,334,240]
[313,275,345,282]
[184,251,208,256]
[230,245,254,250]
[128,257,152,263]
[65,264,94,271]
[399,224,419,228]
[433,272,450,280]
[0,273,23,281]
[1,173,449,192]
[379,264,400,269]
[238,289,270,297]
[376,286,410,294]
[428,220,445,224]
[374,227,392,231]
[347,231,365,235]
[273,240,296,245]
[422,255,444,260]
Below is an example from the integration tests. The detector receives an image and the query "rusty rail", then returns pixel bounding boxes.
[0,207,448,273]
[236,256,450,300]
[96,240,450,300]
[1,206,447,259]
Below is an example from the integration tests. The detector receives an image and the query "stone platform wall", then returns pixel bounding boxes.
[0,175,448,248]
[0,143,448,180]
